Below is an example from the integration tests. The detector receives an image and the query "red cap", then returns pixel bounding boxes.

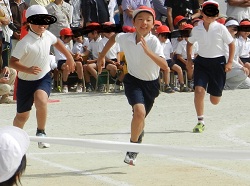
[202,0,219,8]
[60,28,73,36]
[174,15,187,26]
[132,6,155,20]
[240,20,250,26]
[103,22,114,26]
[156,25,170,34]
[122,26,136,33]
[216,17,226,25]
[181,24,193,30]
[154,20,162,26]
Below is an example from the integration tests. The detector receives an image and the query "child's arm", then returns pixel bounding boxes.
[53,39,75,73]
[186,41,193,64]
[97,34,117,74]
[225,42,235,72]
[9,56,42,74]
[140,37,168,70]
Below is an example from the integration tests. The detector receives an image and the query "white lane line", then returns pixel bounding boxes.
[28,150,115,155]
[220,124,250,147]
[169,157,250,180]
[28,155,132,186]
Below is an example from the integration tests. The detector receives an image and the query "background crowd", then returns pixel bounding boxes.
[0,0,249,103]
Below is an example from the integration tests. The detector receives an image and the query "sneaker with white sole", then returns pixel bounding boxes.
[114,84,120,93]
[124,151,138,166]
[62,86,68,93]
[76,84,83,93]
[36,132,50,149]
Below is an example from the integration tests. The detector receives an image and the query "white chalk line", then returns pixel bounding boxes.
[220,123,250,147]
[28,150,114,155]
[28,155,132,186]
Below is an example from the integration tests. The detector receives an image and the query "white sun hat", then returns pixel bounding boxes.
[26,5,57,25]
[0,126,30,183]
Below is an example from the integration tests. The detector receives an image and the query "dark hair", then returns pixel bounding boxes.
[158,33,169,39]
[225,17,238,24]
[0,155,27,186]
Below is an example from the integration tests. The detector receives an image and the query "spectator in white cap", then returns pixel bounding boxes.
[0,126,30,185]
[9,5,75,149]
[224,18,250,90]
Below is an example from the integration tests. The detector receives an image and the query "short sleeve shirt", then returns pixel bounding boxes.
[188,21,233,58]
[115,32,165,81]
[87,36,102,59]
[12,30,57,80]
[98,36,120,59]
[161,39,173,60]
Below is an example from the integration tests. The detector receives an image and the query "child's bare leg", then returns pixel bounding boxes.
[34,90,48,131]
[172,65,184,84]
[86,63,98,79]
[210,95,221,105]
[163,67,170,85]
[130,104,145,142]
[83,64,90,82]
[75,61,83,79]
[194,86,206,116]
[61,64,70,82]
[106,64,117,77]
[13,111,30,129]
[244,63,250,77]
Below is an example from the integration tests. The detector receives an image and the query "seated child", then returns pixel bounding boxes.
[98,22,121,92]
[238,19,250,77]
[175,24,198,88]
[54,28,84,93]
[157,25,189,93]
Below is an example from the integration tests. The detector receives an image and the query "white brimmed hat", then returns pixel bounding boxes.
[26,5,57,25]
[225,20,239,27]
[0,126,30,183]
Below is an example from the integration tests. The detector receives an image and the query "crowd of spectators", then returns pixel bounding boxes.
[0,0,250,103]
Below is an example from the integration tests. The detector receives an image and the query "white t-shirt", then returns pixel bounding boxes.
[115,32,165,81]
[72,37,89,54]
[87,36,102,60]
[237,36,250,58]
[160,39,173,60]
[176,39,198,59]
[12,30,57,81]
[53,39,71,61]
[98,36,120,59]
[188,21,233,58]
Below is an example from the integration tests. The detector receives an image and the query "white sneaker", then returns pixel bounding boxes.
[124,151,138,166]
[62,86,68,93]
[76,84,82,93]
[114,84,120,93]
[36,133,50,149]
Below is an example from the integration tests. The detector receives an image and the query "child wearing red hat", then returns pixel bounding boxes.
[187,0,235,133]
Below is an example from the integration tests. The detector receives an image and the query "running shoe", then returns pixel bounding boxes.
[124,151,138,166]
[193,123,205,133]
[36,132,50,149]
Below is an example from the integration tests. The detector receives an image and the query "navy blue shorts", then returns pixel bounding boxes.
[57,60,66,70]
[166,59,175,69]
[16,73,52,113]
[240,57,250,64]
[193,55,226,97]
[123,73,160,116]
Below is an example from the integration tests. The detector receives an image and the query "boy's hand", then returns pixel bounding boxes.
[66,58,75,73]
[0,77,9,83]
[27,66,42,75]
[225,61,232,72]
[97,56,105,74]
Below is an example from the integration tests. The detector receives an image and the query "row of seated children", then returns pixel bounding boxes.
[52,23,125,93]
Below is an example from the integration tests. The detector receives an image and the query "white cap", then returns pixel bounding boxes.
[0,126,30,183]
[26,5,48,19]
[225,20,239,27]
